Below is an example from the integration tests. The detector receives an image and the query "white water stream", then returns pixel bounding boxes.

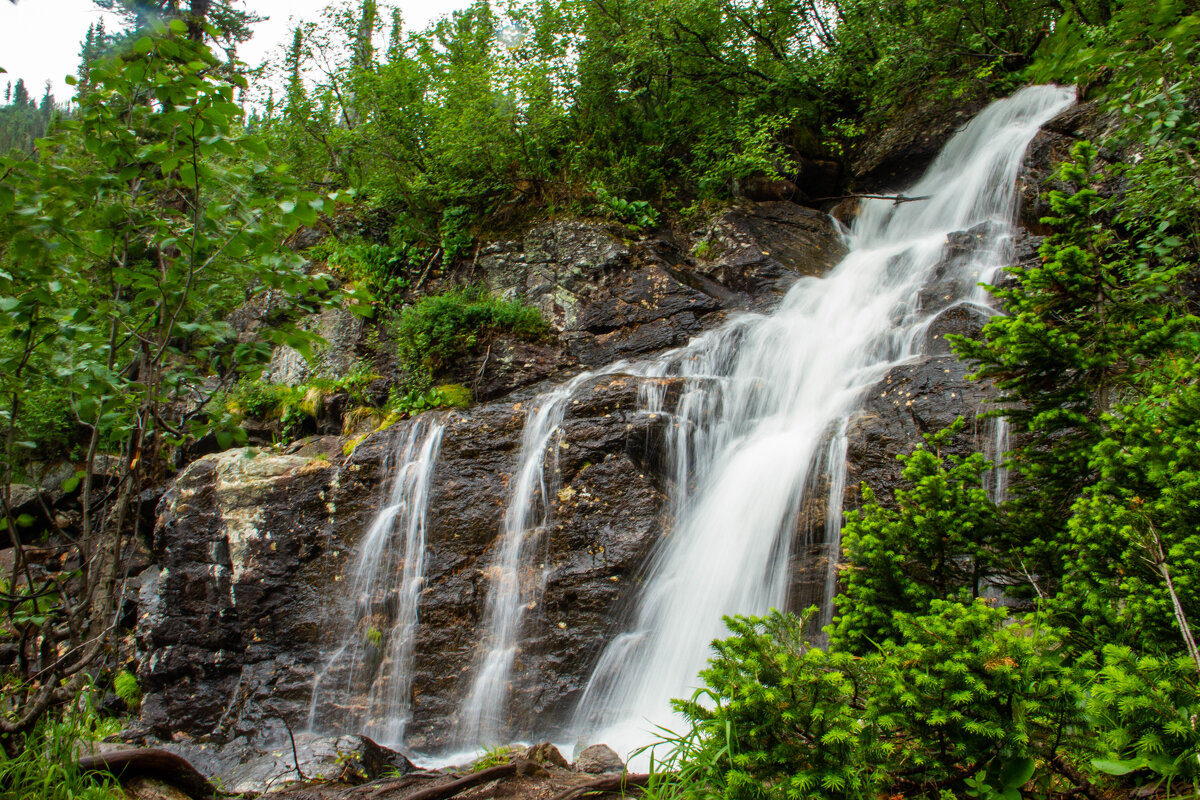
[457,367,627,744]
[308,415,445,746]
[569,84,1075,758]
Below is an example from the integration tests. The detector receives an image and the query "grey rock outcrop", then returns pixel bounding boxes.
[138,436,385,741]
[574,743,624,774]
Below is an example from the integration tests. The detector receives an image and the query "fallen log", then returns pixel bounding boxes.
[76,748,217,799]
[370,760,529,800]
[547,772,653,800]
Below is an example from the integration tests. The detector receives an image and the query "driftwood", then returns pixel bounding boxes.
[811,191,931,205]
[76,748,218,799]
[812,193,932,205]
[546,773,653,800]
[365,761,526,800]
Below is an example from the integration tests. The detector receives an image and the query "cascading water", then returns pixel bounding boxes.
[307,415,445,746]
[570,84,1075,758]
[457,367,626,745]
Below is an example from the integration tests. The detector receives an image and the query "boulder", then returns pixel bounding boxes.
[263,305,367,387]
[521,741,570,769]
[574,743,624,774]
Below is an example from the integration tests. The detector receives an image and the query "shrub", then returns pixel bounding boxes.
[1088,645,1200,794]
[590,184,659,231]
[647,602,1091,800]
[391,289,549,387]
[662,610,887,800]
[227,368,380,441]
[832,419,1002,653]
[325,239,423,301]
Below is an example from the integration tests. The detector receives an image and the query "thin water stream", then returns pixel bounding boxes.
[307,416,445,746]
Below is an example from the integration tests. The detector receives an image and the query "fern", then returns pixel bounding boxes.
[113,670,142,711]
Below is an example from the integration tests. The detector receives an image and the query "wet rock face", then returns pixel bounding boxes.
[850,99,989,192]
[403,373,679,751]
[844,354,993,512]
[1017,100,1119,234]
[138,437,385,742]
[695,202,848,309]
[479,207,846,369]
[138,374,678,752]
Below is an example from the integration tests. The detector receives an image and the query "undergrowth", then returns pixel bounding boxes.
[0,684,125,800]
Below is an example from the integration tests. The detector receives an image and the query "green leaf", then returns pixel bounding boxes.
[61,471,85,493]
[1092,758,1146,776]
[133,36,155,55]
[169,18,189,34]
[999,757,1036,789]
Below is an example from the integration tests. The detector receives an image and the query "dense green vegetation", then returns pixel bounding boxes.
[0,4,341,777]
[256,0,1086,251]
[0,0,1197,795]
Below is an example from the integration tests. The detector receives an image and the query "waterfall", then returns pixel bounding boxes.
[569,84,1076,758]
[307,415,445,746]
[457,366,626,745]
[323,85,1071,758]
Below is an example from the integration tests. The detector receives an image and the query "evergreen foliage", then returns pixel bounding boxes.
[832,420,1002,652]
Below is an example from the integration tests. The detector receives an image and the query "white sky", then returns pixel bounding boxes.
[0,0,472,101]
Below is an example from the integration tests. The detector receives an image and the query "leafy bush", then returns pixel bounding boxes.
[325,238,424,301]
[660,610,886,800]
[832,419,1002,653]
[391,289,549,388]
[650,603,1090,800]
[1089,645,1200,793]
[591,184,659,231]
[692,113,797,198]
